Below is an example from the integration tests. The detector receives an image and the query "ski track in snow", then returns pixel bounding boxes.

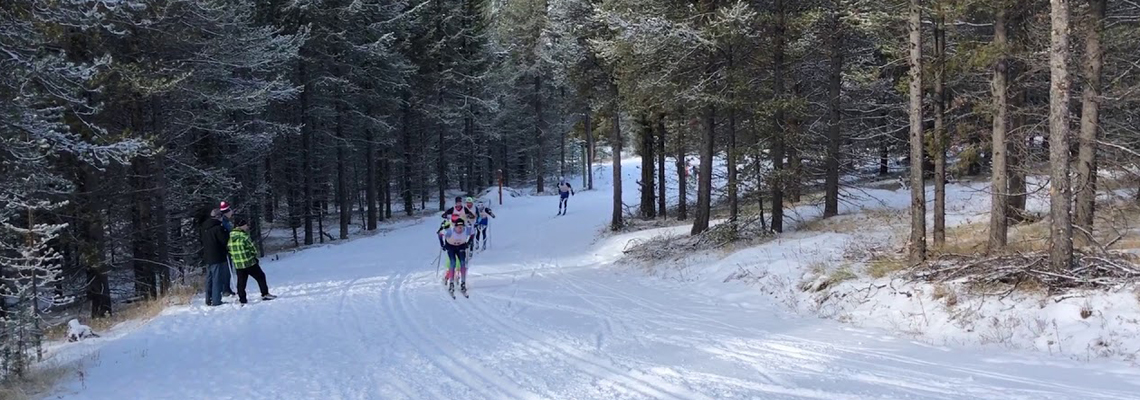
[42,160,1140,400]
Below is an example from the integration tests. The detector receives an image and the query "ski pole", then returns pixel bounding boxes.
[433,248,442,278]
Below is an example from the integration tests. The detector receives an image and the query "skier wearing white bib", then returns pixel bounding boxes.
[441,219,476,296]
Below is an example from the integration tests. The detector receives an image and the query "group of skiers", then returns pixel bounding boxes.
[436,196,496,296]
[433,178,575,297]
[198,202,276,306]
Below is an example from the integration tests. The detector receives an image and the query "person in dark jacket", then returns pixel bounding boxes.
[200,208,230,306]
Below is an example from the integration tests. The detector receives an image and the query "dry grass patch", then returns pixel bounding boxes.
[800,263,857,292]
[44,284,197,341]
[1080,301,1095,319]
[1092,201,1140,250]
[867,255,910,279]
[799,209,902,234]
[937,218,1050,255]
[788,192,826,208]
[932,284,959,307]
[0,364,72,400]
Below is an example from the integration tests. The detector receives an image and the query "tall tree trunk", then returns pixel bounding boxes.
[656,114,667,219]
[437,115,447,212]
[265,157,276,224]
[772,1,787,231]
[336,104,349,240]
[419,123,427,211]
[561,112,567,178]
[676,111,688,220]
[366,127,377,231]
[824,6,843,218]
[250,158,265,255]
[287,131,301,247]
[150,94,170,293]
[990,8,1010,250]
[933,5,947,247]
[1009,71,1028,215]
[79,166,112,318]
[383,150,393,219]
[401,99,415,216]
[787,98,802,203]
[610,90,623,230]
[130,97,157,299]
[1076,0,1105,244]
[639,115,656,219]
[1049,0,1074,270]
[301,61,314,245]
[692,105,715,235]
[908,0,926,263]
[728,108,740,224]
[131,155,157,299]
[879,140,890,176]
[536,75,546,193]
[585,109,595,190]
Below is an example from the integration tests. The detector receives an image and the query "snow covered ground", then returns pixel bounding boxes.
[40,160,1140,399]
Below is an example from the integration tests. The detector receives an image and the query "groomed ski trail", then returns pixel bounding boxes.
[42,160,1140,400]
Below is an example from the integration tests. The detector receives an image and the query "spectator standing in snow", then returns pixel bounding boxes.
[227,217,276,304]
[218,201,237,297]
[199,208,230,306]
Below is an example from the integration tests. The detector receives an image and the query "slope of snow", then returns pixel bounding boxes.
[40,161,1140,400]
[630,176,1140,364]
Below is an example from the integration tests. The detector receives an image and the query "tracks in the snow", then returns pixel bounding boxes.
[382,268,722,400]
[386,272,546,400]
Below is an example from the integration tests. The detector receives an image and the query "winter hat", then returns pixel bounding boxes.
[233,216,250,228]
[219,201,231,212]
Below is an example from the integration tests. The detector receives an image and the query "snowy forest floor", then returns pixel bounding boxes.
[621,173,1140,366]
[25,160,1140,400]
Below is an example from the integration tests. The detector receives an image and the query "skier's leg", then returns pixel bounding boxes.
[445,248,459,284]
[458,249,468,284]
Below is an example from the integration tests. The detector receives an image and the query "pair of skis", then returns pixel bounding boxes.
[445,280,469,299]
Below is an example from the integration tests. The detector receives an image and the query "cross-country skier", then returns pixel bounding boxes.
[442,196,477,226]
[472,200,496,250]
[441,219,476,296]
[557,177,575,216]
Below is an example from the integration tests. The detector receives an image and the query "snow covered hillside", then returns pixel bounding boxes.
[40,161,1140,400]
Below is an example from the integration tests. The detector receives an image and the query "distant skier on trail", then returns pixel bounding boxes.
[472,199,496,250]
[440,219,475,297]
[557,177,575,216]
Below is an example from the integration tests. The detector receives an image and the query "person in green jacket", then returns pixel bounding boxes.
[227,217,277,304]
